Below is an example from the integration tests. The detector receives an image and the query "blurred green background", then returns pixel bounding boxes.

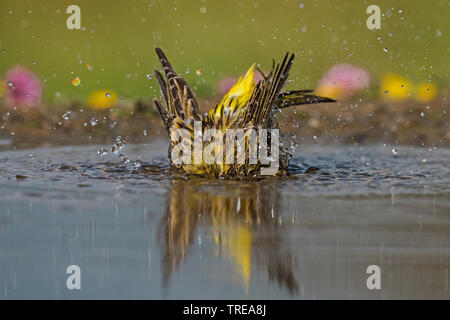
[0,0,448,102]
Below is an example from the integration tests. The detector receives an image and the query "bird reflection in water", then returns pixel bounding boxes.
[158,178,298,294]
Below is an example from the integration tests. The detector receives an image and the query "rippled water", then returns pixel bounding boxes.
[0,141,449,299]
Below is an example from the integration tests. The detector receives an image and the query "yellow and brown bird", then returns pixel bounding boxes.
[153,47,334,177]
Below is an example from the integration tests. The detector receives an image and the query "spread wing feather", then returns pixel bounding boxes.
[153,47,201,133]
[275,90,336,108]
[240,52,295,127]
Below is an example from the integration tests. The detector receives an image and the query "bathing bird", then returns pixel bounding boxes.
[153,47,335,177]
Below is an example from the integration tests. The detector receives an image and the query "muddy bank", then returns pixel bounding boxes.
[0,97,448,151]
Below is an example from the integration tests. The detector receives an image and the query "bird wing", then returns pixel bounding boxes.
[153,47,201,132]
[240,52,295,128]
[275,89,336,108]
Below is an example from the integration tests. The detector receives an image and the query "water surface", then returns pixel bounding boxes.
[0,141,449,299]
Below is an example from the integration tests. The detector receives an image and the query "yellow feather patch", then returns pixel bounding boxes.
[210,64,256,121]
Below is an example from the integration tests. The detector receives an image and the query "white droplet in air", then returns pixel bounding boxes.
[200,7,207,14]
[133,160,142,168]
[62,111,71,120]
[392,149,398,156]
[98,148,108,156]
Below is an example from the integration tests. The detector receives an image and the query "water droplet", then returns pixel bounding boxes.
[133,160,142,168]
[111,137,125,154]
[62,111,71,120]
[90,117,98,126]
[383,48,388,53]
[119,154,130,164]
[146,73,152,80]
[98,148,108,156]
[71,76,81,86]
[200,7,207,14]
[105,92,111,98]
[392,149,398,156]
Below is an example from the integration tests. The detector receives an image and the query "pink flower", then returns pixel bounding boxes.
[217,77,237,96]
[316,63,370,99]
[3,66,43,107]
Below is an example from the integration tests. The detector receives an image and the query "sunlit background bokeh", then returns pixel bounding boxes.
[0,0,448,103]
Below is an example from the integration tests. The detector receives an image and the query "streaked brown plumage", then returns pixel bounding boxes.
[153,47,335,177]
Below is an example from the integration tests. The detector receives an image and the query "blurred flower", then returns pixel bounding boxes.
[415,82,437,102]
[217,71,263,96]
[3,65,43,107]
[380,73,412,100]
[87,90,118,110]
[217,77,237,96]
[316,63,370,99]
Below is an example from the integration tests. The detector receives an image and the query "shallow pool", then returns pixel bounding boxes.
[0,142,449,299]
